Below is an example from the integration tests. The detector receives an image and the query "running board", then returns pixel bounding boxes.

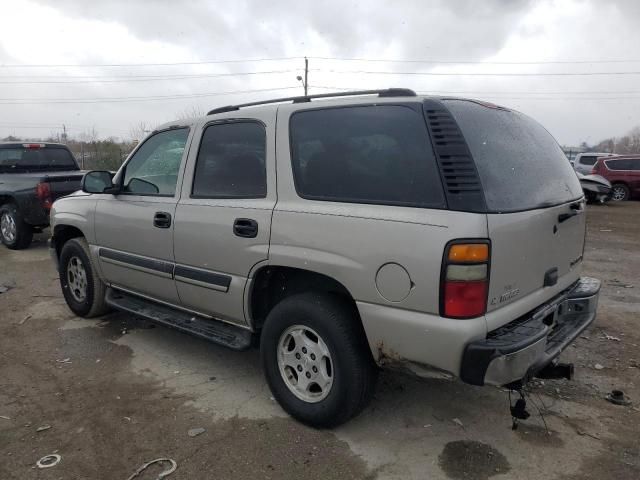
[105,288,252,351]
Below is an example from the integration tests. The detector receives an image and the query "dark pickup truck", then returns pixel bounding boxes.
[0,142,84,249]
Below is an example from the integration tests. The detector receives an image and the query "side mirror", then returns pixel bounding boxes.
[82,170,115,194]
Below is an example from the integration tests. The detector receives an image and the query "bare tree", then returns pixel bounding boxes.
[175,105,205,120]
[129,121,152,142]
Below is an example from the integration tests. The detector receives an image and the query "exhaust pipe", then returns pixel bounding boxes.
[535,362,574,381]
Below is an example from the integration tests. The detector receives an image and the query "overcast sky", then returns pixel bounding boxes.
[1,0,640,146]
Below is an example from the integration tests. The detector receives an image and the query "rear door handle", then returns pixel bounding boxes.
[233,218,258,238]
[153,211,172,229]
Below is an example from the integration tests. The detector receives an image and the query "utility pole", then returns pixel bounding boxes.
[62,124,67,143]
[297,57,309,96]
[304,57,308,96]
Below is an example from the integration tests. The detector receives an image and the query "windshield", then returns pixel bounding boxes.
[443,100,583,212]
[0,147,78,172]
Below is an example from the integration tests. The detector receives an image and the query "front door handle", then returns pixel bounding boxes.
[233,218,258,238]
[153,211,172,229]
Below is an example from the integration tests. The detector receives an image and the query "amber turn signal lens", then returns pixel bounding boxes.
[448,244,489,263]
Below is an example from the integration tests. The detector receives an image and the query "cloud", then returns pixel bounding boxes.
[1,0,639,145]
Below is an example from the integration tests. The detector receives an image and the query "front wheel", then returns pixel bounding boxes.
[0,203,33,250]
[611,183,630,202]
[59,238,109,317]
[260,292,378,428]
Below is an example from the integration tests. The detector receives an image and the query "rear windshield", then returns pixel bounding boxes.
[443,100,582,212]
[0,146,78,172]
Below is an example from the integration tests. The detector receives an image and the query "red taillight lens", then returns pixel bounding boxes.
[36,182,52,209]
[441,241,490,319]
[443,280,488,318]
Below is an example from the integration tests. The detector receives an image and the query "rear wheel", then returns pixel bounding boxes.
[59,238,109,317]
[611,183,630,201]
[260,292,377,427]
[0,203,33,250]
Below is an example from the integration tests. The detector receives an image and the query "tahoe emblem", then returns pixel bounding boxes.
[491,287,521,305]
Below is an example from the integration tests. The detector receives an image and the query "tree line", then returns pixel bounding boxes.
[580,125,640,155]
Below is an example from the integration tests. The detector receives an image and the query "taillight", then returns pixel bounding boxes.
[22,143,45,149]
[36,182,53,209]
[441,241,490,319]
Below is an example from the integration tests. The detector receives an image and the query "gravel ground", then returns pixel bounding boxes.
[0,202,638,479]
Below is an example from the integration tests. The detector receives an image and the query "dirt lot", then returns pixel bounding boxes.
[1,202,639,480]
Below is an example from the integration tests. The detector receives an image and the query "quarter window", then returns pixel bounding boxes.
[123,128,189,196]
[289,105,445,208]
[192,122,267,198]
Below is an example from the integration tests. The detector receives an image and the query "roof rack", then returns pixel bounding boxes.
[206,88,417,115]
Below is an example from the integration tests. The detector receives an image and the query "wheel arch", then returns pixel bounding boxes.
[247,265,360,330]
[52,224,86,258]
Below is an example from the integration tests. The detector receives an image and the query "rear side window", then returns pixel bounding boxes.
[289,105,445,208]
[444,100,582,212]
[0,147,77,171]
[606,159,640,171]
[192,122,267,198]
[579,156,598,166]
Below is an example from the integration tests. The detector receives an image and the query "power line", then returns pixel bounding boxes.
[4,56,640,68]
[0,57,302,68]
[0,70,298,84]
[0,87,300,105]
[310,68,640,77]
[309,56,640,65]
[311,85,640,95]
[308,86,640,101]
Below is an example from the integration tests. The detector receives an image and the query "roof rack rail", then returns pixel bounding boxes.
[206,88,417,115]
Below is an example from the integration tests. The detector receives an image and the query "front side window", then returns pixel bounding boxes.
[289,105,446,208]
[192,122,266,198]
[123,128,189,196]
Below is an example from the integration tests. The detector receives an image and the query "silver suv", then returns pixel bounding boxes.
[50,89,601,427]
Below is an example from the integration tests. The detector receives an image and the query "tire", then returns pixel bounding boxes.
[59,237,109,317]
[260,292,378,428]
[0,203,33,250]
[584,191,596,204]
[611,183,630,202]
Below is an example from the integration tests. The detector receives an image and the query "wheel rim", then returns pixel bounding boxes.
[66,256,88,302]
[0,212,16,243]
[612,186,626,201]
[277,325,334,403]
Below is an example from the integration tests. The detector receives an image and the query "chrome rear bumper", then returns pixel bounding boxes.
[460,277,600,386]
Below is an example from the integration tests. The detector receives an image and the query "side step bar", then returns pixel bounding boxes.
[105,288,252,351]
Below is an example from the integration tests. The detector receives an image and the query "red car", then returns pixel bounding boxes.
[591,155,640,201]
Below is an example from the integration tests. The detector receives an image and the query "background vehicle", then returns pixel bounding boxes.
[0,142,83,249]
[49,90,600,427]
[577,172,612,203]
[573,152,618,174]
[591,155,640,201]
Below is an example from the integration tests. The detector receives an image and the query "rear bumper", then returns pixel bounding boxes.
[460,276,600,386]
